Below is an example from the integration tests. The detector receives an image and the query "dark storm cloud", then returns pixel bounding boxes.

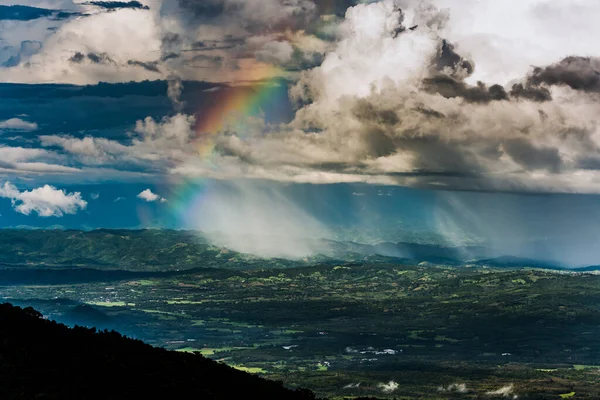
[70,52,116,65]
[352,99,399,125]
[436,39,474,77]
[509,83,552,102]
[502,138,563,173]
[162,33,181,47]
[414,106,445,119]
[85,1,150,10]
[422,39,509,103]
[527,56,600,93]
[127,60,160,73]
[390,6,406,38]
[422,76,509,103]
[161,53,180,61]
[69,52,85,63]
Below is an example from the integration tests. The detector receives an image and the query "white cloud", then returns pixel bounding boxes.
[40,113,196,168]
[0,181,87,217]
[433,0,600,85]
[438,383,468,393]
[0,118,38,132]
[378,381,399,393]
[90,192,100,200]
[0,7,163,84]
[0,145,79,174]
[486,384,516,398]
[6,0,600,195]
[137,188,166,202]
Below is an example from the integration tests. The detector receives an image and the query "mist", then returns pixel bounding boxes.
[187,180,330,259]
[186,180,600,267]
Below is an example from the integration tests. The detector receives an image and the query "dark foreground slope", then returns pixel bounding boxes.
[0,303,315,400]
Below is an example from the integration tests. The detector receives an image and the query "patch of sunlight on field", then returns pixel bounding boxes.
[573,365,600,370]
[232,365,266,374]
[167,300,204,305]
[176,347,252,356]
[559,392,576,399]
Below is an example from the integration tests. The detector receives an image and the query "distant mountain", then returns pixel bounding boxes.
[317,239,489,263]
[0,229,305,271]
[467,256,565,270]
[0,303,315,400]
[573,265,600,272]
[0,229,592,273]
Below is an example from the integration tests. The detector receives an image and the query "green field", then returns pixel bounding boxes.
[3,262,600,399]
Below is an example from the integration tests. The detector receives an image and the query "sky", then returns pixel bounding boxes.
[2,0,600,264]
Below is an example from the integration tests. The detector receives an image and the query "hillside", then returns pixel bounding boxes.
[0,229,588,273]
[0,229,305,271]
[0,303,315,400]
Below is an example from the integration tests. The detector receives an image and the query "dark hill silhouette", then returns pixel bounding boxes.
[0,303,315,400]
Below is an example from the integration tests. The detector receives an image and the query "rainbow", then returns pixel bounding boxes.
[161,62,292,229]
[193,63,287,160]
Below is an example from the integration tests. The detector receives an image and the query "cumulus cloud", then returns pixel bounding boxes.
[0,118,38,131]
[0,0,330,84]
[5,0,600,195]
[0,6,163,84]
[0,145,78,174]
[40,113,196,170]
[0,181,87,217]
[174,0,600,194]
[137,188,166,202]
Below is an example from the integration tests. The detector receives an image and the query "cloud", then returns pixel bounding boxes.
[114,196,126,202]
[0,7,163,84]
[137,188,166,202]
[0,181,87,217]
[4,0,600,195]
[0,145,78,174]
[167,77,184,111]
[527,56,600,93]
[378,381,398,393]
[172,0,600,194]
[40,113,196,170]
[90,192,100,200]
[84,2,150,11]
[3,40,43,68]
[0,118,38,132]
[438,383,468,393]
[342,382,360,389]
[486,384,516,398]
